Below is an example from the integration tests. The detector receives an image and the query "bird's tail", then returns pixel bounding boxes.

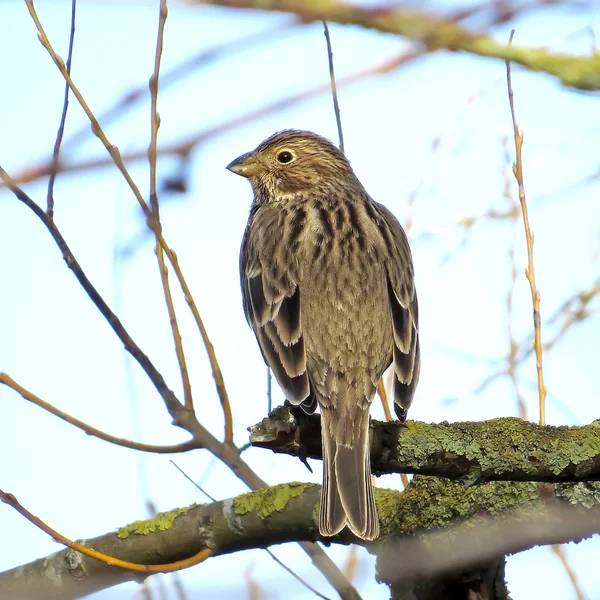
[319,407,379,540]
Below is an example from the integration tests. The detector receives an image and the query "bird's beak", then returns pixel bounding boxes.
[226,152,262,178]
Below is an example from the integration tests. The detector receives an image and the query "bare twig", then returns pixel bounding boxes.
[186,289,234,443]
[172,575,189,600]
[46,0,76,217]
[505,128,575,589]
[21,0,544,167]
[376,379,393,422]
[6,47,424,188]
[322,21,344,153]
[474,279,599,398]
[506,30,547,426]
[25,0,233,441]
[266,366,273,413]
[171,460,217,501]
[61,21,299,152]
[376,378,408,487]
[342,546,359,591]
[543,281,600,352]
[267,551,332,600]
[503,135,528,420]
[551,545,586,600]
[171,461,332,600]
[0,488,212,573]
[7,0,574,190]
[375,373,411,488]
[0,373,199,454]
[0,167,182,417]
[148,0,194,412]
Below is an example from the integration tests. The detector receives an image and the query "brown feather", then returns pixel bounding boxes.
[234,130,420,539]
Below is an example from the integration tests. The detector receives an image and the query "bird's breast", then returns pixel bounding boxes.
[286,197,393,376]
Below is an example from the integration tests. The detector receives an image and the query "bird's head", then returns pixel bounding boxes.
[226,130,357,199]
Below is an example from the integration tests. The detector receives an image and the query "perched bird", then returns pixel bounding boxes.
[228,130,419,541]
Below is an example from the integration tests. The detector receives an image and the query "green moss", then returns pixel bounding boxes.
[556,482,600,508]
[398,418,600,479]
[234,482,314,519]
[375,477,542,537]
[117,504,196,539]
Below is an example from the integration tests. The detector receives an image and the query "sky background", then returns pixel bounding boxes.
[1,0,600,598]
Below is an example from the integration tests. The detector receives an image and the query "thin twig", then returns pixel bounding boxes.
[376,379,392,422]
[473,279,599,398]
[322,21,344,153]
[377,378,409,487]
[153,574,170,600]
[25,0,233,441]
[148,0,194,412]
[170,461,332,600]
[266,366,273,413]
[551,545,586,600]
[155,247,194,409]
[172,574,189,600]
[0,488,212,573]
[8,1,560,189]
[171,460,216,501]
[38,1,534,158]
[342,546,359,591]
[46,0,76,218]
[506,30,547,426]
[136,581,154,600]
[0,373,200,454]
[503,135,528,420]
[61,21,299,152]
[181,278,233,443]
[0,167,182,417]
[267,550,332,600]
[543,282,600,352]
[6,47,424,188]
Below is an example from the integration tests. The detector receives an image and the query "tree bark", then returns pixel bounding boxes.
[4,407,600,598]
[249,405,600,483]
[2,472,600,598]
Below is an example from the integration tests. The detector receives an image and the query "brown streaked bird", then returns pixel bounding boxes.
[228,130,419,541]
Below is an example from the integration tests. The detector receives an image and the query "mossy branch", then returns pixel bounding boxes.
[250,405,600,483]
[2,476,600,598]
[189,0,600,91]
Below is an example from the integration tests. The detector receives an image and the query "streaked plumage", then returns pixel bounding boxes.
[228,130,419,540]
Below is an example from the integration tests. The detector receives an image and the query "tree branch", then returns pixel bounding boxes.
[2,476,600,598]
[189,0,600,91]
[250,405,600,483]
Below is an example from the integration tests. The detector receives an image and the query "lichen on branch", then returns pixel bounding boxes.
[249,405,600,483]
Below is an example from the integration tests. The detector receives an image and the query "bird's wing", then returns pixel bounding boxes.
[372,201,420,420]
[240,210,314,411]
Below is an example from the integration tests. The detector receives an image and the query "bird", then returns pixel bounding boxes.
[228,130,419,541]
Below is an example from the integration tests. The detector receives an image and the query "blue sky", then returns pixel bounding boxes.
[1,1,599,598]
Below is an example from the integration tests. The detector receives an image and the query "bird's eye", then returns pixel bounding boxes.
[277,151,294,164]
